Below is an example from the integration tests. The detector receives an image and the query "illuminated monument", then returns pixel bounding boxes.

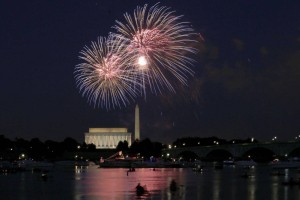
[85,128,132,149]
[134,104,140,141]
[84,104,140,149]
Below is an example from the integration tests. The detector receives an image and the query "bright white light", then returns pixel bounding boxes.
[137,56,148,69]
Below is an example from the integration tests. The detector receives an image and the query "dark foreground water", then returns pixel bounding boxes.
[1,164,300,200]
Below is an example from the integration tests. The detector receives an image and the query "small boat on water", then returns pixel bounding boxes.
[223,159,234,166]
[135,183,150,197]
[100,159,135,168]
[270,159,300,169]
[99,151,139,168]
[223,159,256,168]
[235,160,257,168]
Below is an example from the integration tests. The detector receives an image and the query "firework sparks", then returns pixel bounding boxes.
[113,3,198,95]
[75,4,198,109]
[74,36,139,110]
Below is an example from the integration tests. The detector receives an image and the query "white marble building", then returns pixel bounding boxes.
[84,128,132,149]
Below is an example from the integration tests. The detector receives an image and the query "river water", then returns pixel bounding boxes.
[0,164,300,200]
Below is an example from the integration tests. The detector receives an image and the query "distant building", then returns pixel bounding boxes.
[85,128,132,149]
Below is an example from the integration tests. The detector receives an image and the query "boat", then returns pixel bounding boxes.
[223,159,234,166]
[235,160,257,168]
[269,159,300,169]
[100,159,136,168]
[99,151,140,168]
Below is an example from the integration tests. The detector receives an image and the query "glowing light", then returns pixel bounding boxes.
[113,3,197,95]
[137,56,148,68]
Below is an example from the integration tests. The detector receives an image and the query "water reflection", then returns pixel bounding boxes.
[1,165,300,199]
[212,170,220,200]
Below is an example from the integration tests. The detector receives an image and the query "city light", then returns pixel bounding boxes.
[213,141,219,145]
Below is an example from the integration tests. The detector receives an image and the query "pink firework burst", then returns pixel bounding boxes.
[113,3,198,95]
[74,36,139,110]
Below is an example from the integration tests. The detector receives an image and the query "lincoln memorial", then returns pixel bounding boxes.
[84,128,132,149]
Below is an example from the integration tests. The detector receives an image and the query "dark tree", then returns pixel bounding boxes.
[61,137,79,151]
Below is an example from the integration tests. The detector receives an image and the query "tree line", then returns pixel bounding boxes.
[0,134,258,161]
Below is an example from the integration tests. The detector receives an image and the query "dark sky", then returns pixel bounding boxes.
[1,0,300,144]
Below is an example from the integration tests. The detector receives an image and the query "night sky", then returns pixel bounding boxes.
[1,0,300,144]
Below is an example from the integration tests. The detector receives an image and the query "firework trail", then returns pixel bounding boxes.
[112,3,198,95]
[74,36,140,110]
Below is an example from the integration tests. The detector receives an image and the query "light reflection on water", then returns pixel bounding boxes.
[1,165,300,200]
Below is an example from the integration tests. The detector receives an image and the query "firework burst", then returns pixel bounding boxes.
[112,3,198,95]
[74,36,139,110]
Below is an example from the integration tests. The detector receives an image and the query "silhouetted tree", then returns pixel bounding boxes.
[0,135,13,151]
[87,143,96,150]
[61,137,79,151]
[44,140,63,160]
[129,140,141,156]
[28,138,46,160]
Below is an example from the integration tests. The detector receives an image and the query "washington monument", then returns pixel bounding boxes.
[134,104,140,141]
